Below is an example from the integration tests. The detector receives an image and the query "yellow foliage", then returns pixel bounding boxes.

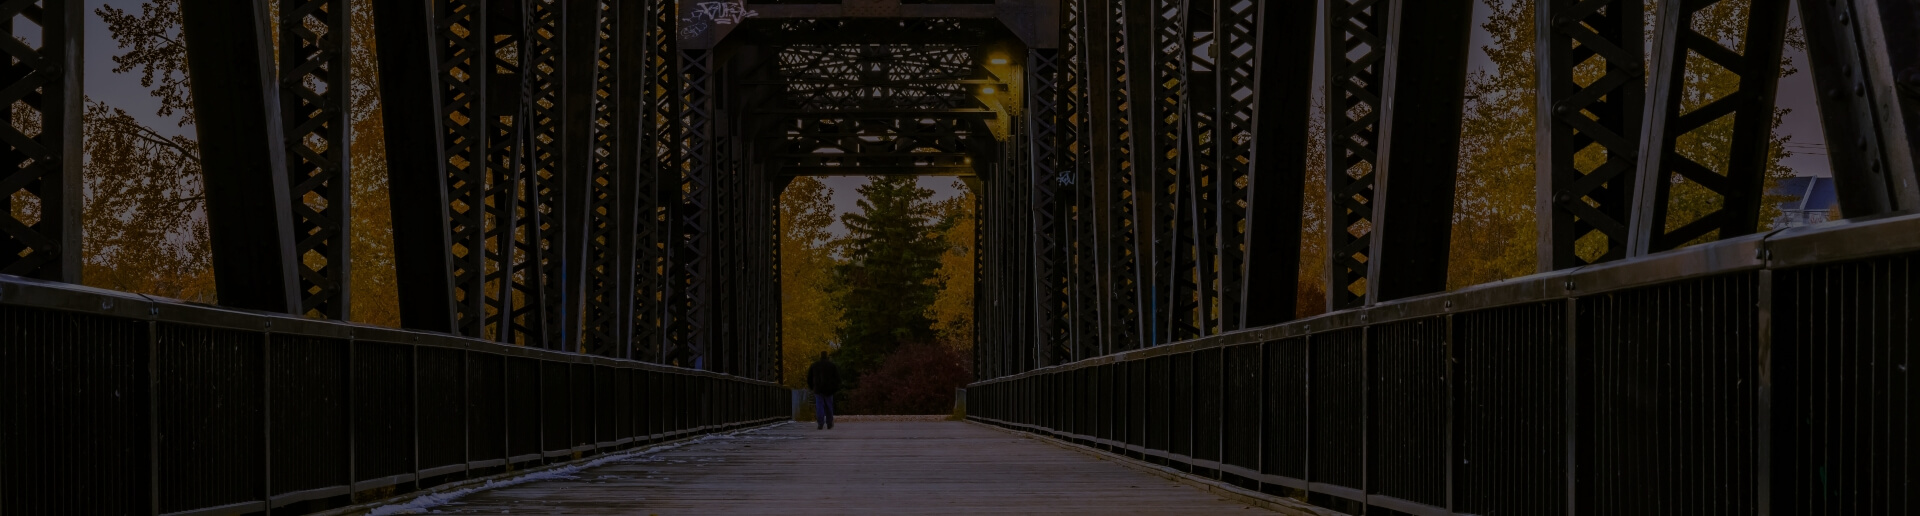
[927,182,976,353]
[780,177,844,389]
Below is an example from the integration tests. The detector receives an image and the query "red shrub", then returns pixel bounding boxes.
[845,343,972,415]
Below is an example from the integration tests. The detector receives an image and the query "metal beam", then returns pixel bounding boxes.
[1798,0,1920,216]
[371,0,459,332]
[0,0,82,283]
[181,0,301,314]
[1239,0,1317,328]
[1321,0,1389,311]
[1628,0,1791,256]
[1535,0,1645,271]
[279,0,353,319]
[1365,0,1476,303]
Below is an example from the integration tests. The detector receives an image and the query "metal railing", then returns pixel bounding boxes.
[969,212,1920,515]
[0,275,789,516]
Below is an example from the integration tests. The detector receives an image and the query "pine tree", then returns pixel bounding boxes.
[832,176,944,377]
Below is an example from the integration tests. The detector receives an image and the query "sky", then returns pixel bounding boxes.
[83,0,1831,237]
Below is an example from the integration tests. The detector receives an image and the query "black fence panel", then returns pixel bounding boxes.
[1776,256,1915,515]
[572,363,595,447]
[1367,317,1447,510]
[1263,337,1307,481]
[541,361,571,453]
[417,346,466,472]
[505,357,542,459]
[1222,343,1261,473]
[1193,347,1222,465]
[1309,328,1365,495]
[353,341,416,483]
[1454,302,1566,515]
[155,323,264,514]
[269,334,350,499]
[0,306,149,515]
[468,352,507,463]
[614,367,633,441]
[1586,272,1759,516]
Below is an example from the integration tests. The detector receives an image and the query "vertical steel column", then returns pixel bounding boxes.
[482,0,550,347]
[1627,0,1790,256]
[1123,0,1181,346]
[1238,0,1316,328]
[1179,0,1219,338]
[1321,0,1388,311]
[580,0,640,357]
[1030,48,1070,366]
[1064,0,1104,361]
[1082,0,1119,358]
[434,0,491,337]
[528,0,578,351]
[644,0,681,363]
[372,0,459,333]
[1102,0,1144,352]
[279,0,353,320]
[0,0,81,283]
[1798,0,1920,215]
[674,48,716,369]
[1535,0,1645,271]
[613,0,659,360]
[1364,0,1475,303]
[181,0,302,314]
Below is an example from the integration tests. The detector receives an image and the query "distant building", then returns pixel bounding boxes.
[1770,175,1837,228]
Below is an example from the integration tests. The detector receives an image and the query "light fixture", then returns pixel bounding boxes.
[981,86,997,94]
[989,57,1009,65]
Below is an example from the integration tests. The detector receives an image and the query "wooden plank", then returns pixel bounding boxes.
[436,421,1269,514]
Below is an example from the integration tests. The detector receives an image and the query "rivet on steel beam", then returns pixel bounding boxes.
[1443,300,1453,309]
[265,321,273,329]
[1564,280,1576,291]
[149,307,159,316]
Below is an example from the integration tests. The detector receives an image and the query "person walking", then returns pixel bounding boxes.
[806,352,840,430]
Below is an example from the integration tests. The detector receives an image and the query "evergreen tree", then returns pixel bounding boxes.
[832,176,944,377]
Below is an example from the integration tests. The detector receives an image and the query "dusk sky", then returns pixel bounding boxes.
[84,0,1829,236]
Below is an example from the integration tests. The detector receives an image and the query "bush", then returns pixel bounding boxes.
[844,342,971,415]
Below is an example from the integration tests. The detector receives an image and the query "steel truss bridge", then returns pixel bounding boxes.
[0,0,1915,514]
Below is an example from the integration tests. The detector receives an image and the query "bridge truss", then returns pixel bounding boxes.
[0,0,1917,514]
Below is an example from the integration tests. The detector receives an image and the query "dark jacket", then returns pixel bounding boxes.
[807,359,841,397]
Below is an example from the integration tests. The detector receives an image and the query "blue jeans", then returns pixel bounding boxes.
[813,393,835,427]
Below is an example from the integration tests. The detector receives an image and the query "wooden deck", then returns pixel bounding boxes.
[425,420,1270,514]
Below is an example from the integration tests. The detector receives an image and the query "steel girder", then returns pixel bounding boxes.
[280,0,354,320]
[1626,0,1792,256]
[1798,0,1920,216]
[0,0,81,284]
[180,1,303,314]
[1535,0,1645,271]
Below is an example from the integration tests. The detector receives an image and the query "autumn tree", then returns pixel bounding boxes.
[926,181,976,353]
[779,176,844,389]
[832,176,944,379]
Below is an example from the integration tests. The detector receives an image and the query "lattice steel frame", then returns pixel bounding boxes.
[0,0,81,283]
[279,0,353,319]
[1322,0,1388,310]
[1029,48,1069,366]
[1627,0,1791,256]
[1535,0,1645,271]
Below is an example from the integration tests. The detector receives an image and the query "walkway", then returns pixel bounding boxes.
[421,419,1269,514]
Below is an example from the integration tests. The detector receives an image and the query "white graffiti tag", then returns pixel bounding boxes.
[690,1,758,25]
